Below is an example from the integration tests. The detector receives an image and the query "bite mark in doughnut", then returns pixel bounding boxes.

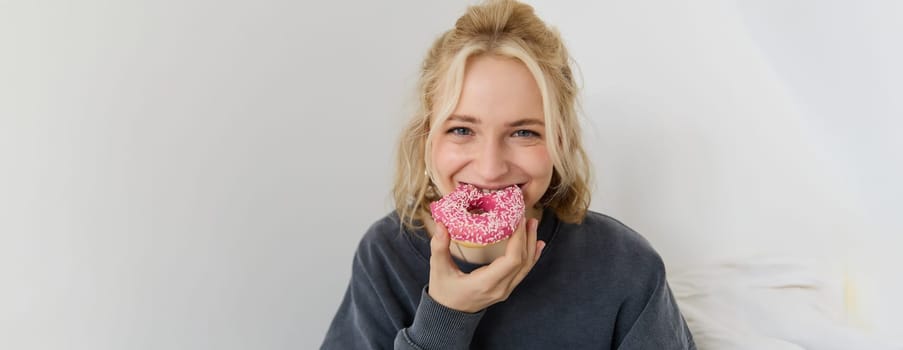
[429,183,525,247]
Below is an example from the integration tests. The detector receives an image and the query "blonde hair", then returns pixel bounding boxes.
[394,0,592,231]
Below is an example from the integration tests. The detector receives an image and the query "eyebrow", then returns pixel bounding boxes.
[447,114,545,128]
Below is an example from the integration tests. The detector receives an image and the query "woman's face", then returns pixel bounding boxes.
[431,55,553,219]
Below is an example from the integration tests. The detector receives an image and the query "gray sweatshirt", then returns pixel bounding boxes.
[322,208,696,349]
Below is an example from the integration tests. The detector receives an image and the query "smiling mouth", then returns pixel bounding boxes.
[459,182,525,191]
[458,182,524,192]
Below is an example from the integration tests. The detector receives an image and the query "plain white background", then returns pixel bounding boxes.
[1,0,900,349]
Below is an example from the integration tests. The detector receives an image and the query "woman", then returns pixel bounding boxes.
[322,1,695,349]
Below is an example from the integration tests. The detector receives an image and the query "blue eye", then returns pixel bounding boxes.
[513,130,540,137]
[448,127,473,136]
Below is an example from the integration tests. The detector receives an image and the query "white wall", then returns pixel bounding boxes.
[1,0,899,349]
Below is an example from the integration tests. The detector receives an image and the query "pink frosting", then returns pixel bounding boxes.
[429,183,525,246]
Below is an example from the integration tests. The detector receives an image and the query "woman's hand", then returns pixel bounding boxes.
[427,218,546,313]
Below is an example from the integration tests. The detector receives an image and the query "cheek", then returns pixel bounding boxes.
[431,141,449,166]
[431,140,468,176]
[523,148,553,179]
[517,148,554,203]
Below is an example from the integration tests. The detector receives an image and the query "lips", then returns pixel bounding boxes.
[458,182,526,192]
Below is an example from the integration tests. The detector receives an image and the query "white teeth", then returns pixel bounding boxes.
[480,188,505,194]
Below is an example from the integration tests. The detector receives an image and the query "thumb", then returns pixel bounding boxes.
[429,222,456,274]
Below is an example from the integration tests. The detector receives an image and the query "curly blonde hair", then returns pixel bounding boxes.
[393,0,592,231]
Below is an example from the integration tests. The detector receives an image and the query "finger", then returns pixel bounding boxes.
[506,240,547,293]
[514,218,538,272]
[474,218,525,281]
[525,218,538,260]
[525,240,546,276]
[474,245,522,285]
[429,222,457,275]
[534,240,546,264]
[469,216,531,285]
[502,216,528,261]
[507,219,540,290]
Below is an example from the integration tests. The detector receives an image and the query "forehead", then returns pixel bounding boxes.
[448,54,544,125]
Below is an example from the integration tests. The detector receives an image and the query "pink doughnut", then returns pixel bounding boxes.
[429,183,525,247]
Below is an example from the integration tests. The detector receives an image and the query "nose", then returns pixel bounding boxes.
[474,139,510,182]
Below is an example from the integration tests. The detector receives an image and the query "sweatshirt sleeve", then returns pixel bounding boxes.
[320,249,401,350]
[321,232,485,350]
[394,287,486,350]
[615,261,696,350]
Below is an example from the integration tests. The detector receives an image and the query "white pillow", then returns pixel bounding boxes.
[669,256,901,350]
